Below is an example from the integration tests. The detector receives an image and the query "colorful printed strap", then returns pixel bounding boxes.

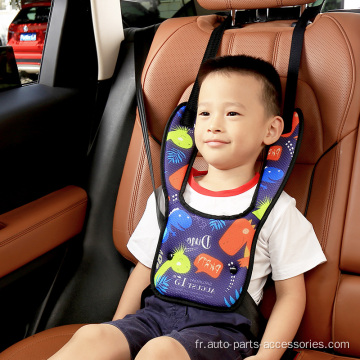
[150,103,303,311]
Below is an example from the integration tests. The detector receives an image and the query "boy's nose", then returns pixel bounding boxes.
[207,125,222,133]
[208,118,223,133]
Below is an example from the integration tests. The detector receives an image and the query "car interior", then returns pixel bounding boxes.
[0,0,359,359]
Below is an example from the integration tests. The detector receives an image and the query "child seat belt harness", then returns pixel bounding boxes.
[151,99,302,312]
[135,5,323,315]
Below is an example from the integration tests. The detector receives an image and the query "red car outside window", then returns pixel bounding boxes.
[7,2,51,74]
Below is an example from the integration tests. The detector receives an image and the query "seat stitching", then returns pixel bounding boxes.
[322,144,340,251]
[0,198,87,248]
[320,14,356,142]
[227,33,235,55]
[331,271,342,345]
[128,142,146,236]
[272,32,281,68]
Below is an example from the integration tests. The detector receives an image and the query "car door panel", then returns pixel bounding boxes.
[0,83,93,351]
[0,185,87,278]
[0,3,98,351]
[0,0,146,352]
[0,84,91,214]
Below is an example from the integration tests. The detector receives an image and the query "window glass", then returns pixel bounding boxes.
[120,0,197,28]
[0,1,51,85]
[0,46,21,92]
[344,0,360,8]
[323,0,360,11]
[11,5,50,24]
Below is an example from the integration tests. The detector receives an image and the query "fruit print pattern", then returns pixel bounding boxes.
[167,126,193,149]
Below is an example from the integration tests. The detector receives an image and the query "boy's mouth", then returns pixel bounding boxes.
[204,139,230,147]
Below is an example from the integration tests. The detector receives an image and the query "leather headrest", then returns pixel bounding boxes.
[197,0,315,10]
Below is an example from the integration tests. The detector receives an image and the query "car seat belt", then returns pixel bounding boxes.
[134,24,165,228]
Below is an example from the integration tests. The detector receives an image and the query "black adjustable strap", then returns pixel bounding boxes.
[134,25,165,227]
[237,292,266,341]
[182,15,232,128]
[282,2,324,133]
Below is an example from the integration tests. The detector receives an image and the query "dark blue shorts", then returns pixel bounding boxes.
[105,295,253,360]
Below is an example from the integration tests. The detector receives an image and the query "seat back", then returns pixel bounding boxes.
[113,1,360,357]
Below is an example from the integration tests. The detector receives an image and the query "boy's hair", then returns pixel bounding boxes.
[197,55,282,117]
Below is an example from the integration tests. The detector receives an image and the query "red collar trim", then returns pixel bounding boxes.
[188,168,260,197]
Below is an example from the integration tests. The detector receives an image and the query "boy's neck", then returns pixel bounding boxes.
[195,165,257,192]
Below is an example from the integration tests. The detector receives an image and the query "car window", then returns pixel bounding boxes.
[0,46,21,92]
[0,1,51,85]
[323,0,360,11]
[11,6,50,24]
[120,0,197,28]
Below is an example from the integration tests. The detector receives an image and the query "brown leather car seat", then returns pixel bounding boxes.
[1,0,360,359]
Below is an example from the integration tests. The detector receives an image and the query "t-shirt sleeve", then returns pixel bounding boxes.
[265,193,327,281]
[126,190,163,268]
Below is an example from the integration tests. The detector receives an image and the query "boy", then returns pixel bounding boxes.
[49,55,326,360]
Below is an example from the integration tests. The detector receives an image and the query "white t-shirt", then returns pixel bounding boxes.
[128,170,326,305]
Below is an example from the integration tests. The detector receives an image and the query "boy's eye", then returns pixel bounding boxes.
[227,111,240,116]
[199,111,210,116]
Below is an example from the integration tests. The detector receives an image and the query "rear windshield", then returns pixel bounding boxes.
[11,6,50,25]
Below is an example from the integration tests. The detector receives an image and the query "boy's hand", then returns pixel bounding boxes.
[112,262,151,320]
[252,274,306,360]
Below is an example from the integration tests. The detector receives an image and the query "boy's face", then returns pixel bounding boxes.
[195,72,281,172]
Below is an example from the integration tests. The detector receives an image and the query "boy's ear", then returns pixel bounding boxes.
[263,116,284,145]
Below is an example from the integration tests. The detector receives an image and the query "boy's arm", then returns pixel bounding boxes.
[251,274,306,360]
[112,262,151,320]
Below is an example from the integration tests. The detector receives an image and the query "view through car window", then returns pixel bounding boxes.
[120,0,196,28]
[322,0,359,11]
[0,0,51,85]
